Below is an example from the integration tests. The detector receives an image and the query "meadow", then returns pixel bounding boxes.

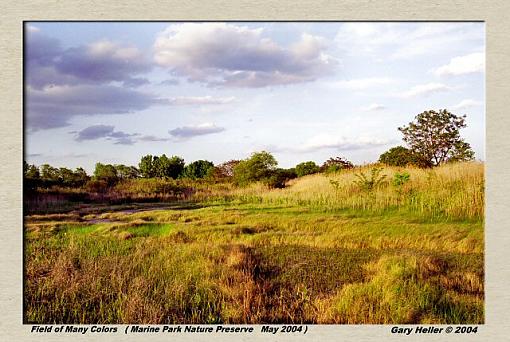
[24,161,484,324]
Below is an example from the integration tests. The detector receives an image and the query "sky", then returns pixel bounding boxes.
[24,22,485,173]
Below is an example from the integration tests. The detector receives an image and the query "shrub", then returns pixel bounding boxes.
[233,151,277,186]
[379,146,415,167]
[264,168,297,189]
[392,171,410,187]
[295,161,320,177]
[321,157,354,173]
[353,167,387,191]
[182,160,214,179]
[85,179,109,193]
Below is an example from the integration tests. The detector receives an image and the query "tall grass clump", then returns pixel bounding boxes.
[239,162,483,221]
[319,255,483,324]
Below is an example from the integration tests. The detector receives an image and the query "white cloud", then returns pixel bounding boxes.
[335,22,484,60]
[154,23,337,87]
[273,134,391,153]
[434,52,485,77]
[327,77,395,90]
[26,25,40,33]
[361,103,386,111]
[398,82,451,98]
[451,99,483,110]
[167,96,235,106]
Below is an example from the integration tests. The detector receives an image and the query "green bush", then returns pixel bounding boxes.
[295,161,320,177]
[321,157,354,174]
[233,151,277,186]
[353,167,387,191]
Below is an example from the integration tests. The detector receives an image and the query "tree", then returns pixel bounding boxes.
[264,168,297,188]
[93,163,118,185]
[73,167,90,186]
[40,164,60,183]
[320,157,354,173]
[398,109,475,167]
[24,162,40,190]
[378,146,423,167]
[161,155,185,179]
[24,162,40,180]
[58,167,76,186]
[139,155,155,178]
[115,164,139,180]
[295,161,320,177]
[139,154,184,179]
[209,160,240,181]
[233,151,278,185]
[182,160,214,179]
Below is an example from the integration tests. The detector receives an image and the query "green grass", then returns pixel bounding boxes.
[24,162,484,324]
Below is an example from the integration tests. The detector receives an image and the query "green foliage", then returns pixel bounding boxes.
[379,146,417,167]
[321,157,354,173]
[398,109,475,166]
[207,160,241,182]
[24,162,41,191]
[139,155,156,178]
[163,156,185,179]
[264,168,297,189]
[93,163,118,185]
[329,179,340,191]
[233,151,278,186]
[353,167,387,191]
[139,154,185,179]
[392,171,410,187]
[115,164,139,180]
[24,162,89,189]
[85,179,108,193]
[295,161,320,177]
[40,164,60,183]
[24,162,40,179]
[183,160,214,179]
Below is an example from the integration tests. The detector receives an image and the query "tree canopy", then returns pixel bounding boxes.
[295,161,320,177]
[398,109,474,166]
[379,146,420,167]
[320,157,354,173]
[139,154,185,179]
[234,151,278,185]
[182,160,215,179]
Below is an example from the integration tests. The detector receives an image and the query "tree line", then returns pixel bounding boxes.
[24,109,475,190]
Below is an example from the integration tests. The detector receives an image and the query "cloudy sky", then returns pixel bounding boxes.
[25,22,485,172]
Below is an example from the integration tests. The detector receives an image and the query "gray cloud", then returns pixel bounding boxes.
[25,31,151,89]
[26,84,166,130]
[123,77,151,88]
[25,29,62,67]
[25,30,165,131]
[74,125,171,145]
[75,124,115,141]
[169,123,225,139]
[154,23,337,87]
[55,40,151,84]
[166,96,235,106]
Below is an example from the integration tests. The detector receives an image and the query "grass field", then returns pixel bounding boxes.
[24,162,484,324]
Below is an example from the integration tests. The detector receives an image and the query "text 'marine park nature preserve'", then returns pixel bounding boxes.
[24,22,485,324]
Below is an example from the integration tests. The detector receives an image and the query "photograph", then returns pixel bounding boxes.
[23,21,485,325]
